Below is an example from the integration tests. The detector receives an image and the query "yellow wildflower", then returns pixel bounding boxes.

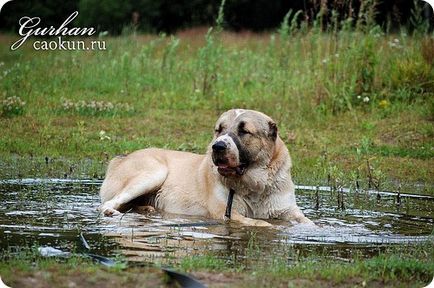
[379,100,390,109]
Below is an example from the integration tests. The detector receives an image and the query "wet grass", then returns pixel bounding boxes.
[137,223,432,286]
[179,242,434,287]
[1,242,432,287]
[1,256,167,288]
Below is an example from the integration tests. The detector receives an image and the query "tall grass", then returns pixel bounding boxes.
[1,5,432,117]
[0,3,432,188]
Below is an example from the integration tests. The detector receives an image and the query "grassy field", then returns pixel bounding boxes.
[0,16,433,287]
[0,26,433,193]
[1,242,433,287]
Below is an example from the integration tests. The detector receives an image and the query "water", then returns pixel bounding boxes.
[0,178,432,264]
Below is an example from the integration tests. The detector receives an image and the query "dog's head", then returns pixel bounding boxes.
[210,109,278,177]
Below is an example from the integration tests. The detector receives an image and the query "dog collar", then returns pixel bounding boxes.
[224,188,235,219]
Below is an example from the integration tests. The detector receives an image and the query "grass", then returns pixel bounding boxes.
[1,256,167,287]
[0,8,433,286]
[1,241,432,287]
[0,27,433,194]
[0,7,434,287]
[177,242,434,287]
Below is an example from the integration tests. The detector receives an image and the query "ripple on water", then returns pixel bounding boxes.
[0,179,432,263]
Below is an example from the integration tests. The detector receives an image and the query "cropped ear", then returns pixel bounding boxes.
[268,121,277,141]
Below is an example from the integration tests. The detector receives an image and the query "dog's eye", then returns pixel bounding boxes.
[215,125,223,134]
[238,122,251,136]
[238,128,251,136]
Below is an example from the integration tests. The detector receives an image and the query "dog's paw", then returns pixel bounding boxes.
[242,218,272,227]
[103,207,121,217]
[253,219,273,227]
[133,205,156,214]
[231,214,273,227]
[100,204,121,217]
[296,217,316,226]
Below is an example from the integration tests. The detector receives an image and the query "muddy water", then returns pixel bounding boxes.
[0,179,433,264]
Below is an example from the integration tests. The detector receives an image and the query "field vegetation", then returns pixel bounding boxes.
[0,4,433,287]
[1,9,433,193]
[1,242,432,287]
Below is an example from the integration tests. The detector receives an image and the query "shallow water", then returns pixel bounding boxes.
[0,178,433,264]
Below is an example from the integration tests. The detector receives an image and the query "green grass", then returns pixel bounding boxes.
[179,254,228,271]
[0,255,167,288]
[1,242,432,287]
[177,243,434,287]
[1,12,433,286]
[0,23,433,194]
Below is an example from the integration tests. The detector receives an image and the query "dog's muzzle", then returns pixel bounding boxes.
[212,139,247,177]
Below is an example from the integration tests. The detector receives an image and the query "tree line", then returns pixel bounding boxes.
[0,0,432,34]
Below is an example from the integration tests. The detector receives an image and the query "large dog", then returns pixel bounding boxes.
[99,109,311,226]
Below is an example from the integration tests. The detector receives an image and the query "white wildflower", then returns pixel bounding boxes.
[99,130,111,141]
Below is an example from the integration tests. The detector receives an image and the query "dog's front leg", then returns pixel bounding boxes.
[209,204,272,227]
[278,206,314,224]
[231,212,273,227]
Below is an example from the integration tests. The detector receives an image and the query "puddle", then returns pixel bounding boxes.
[0,178,433,264]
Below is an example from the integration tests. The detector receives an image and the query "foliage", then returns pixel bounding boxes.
[0,0,432,34]
[77,0,133,34]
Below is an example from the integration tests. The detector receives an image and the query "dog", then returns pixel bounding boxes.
[99,109,312,226]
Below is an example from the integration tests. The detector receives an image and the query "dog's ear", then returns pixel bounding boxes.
[268,121,277,141]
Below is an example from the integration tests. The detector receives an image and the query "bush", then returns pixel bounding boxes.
[77,0,133,34]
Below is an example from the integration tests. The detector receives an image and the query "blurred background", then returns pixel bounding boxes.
[1,0,433,34]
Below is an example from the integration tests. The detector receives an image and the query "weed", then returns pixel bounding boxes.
[410,0,431,35]
[179,254,227,271]
[60,98,134,116]
[1,96,26,117]
[421,38,434,66]
[173,242,434,287]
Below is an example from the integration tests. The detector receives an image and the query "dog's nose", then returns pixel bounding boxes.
[212,141,227,151]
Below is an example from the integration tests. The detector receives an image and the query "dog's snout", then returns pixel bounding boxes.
[212,141,227,151]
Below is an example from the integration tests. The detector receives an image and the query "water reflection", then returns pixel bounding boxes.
[0,179,432,264]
